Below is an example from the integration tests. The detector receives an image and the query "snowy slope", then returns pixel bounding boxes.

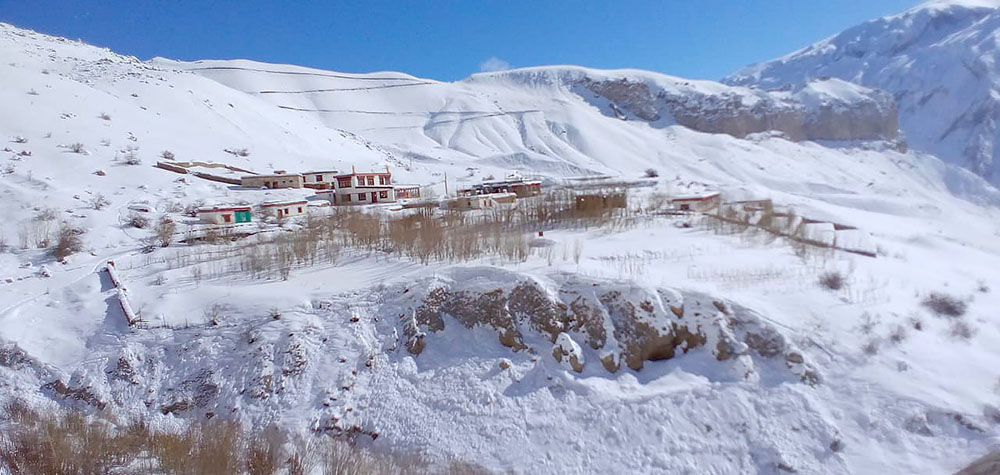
[160,58,902,179]
[726,0,1000,183]
[1,21,1000,475]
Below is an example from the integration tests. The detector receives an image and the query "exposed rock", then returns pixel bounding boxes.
[580,76,898,144]
[600,353,620,373]
[42,379,106,410]
[396,274,813,381]
[552,333,585,372]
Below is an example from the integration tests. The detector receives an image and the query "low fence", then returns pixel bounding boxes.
[155,161,246,185]
[105,261,140,326]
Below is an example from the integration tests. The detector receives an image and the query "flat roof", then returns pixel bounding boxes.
[670,192,721,202]
[242,174,303,179]
[333,171,391,178]
[261,200,308,207]
[198,206,252,212]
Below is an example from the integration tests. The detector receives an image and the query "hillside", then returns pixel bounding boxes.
[726,0,1000,184]
[0,21,999,474]
[158,58,903,178]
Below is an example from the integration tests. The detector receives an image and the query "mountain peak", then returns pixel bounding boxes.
[725,0,1000,181]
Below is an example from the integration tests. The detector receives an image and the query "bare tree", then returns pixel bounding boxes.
[154,216,177,247]
[53,223,83,260]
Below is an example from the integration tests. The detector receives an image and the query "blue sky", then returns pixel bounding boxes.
[0,0,918,81]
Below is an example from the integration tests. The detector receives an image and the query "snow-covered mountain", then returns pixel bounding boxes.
[1,20,1000,474]
[157,58,903,178]
[726,0,1000,183]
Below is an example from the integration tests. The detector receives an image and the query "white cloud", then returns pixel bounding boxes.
[479,56,511,72]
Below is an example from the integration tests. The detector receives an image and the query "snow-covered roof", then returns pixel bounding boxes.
[670,192,721,202]
[261,199,308,207]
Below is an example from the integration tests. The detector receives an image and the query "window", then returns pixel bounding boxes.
[379,191,388,199]
[298,207,303,213]
[315,174,323,182]
[223,214,232,223]
[358,193,366,201]
[379,175,387,185]
[367,176,374,186]
[343,194,351,203]
[338,178,351,188]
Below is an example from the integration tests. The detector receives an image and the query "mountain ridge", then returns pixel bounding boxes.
[725,0,1000,183]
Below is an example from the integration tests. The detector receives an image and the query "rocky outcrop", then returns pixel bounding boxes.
[394,272,818,382]
[579,76,899,143]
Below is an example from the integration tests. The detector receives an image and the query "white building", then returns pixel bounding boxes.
[670,192,721,212]
[302,170,340,188]
[198,206,253,225]
[261,200,308,219]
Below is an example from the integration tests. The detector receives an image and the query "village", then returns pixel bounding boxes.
[148,157,876,259]
[190,166,544,226]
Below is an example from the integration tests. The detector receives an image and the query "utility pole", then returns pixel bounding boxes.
[444,172,449,196]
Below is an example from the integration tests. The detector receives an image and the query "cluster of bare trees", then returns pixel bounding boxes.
[0,400,481,474]
[165,189,638,282]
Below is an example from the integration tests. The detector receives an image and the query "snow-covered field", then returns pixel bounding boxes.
[1,9,1000,473]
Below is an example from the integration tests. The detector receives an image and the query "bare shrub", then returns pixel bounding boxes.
[185,199,206,217]
[922,292,966,317]
[160,150,175,160]
[89,193,110,210]
[644,168,659,178]
[98,112,111,121]
[123,150,142,166]
[68,142,85,154]
[204,303,225,326]
[950,319,975,340]
[225,147,250,157]
[889,325,908,344]
[818,271,845,291]
[34,208,56,222]
[26,88,38,95]
[861,338,880,356]
[126,212,150,229]
[53,223,84,260]
[12,136,27,144]
[18,219,53,249]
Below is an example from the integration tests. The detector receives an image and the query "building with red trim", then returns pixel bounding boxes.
[393,184,422,200]
[261,200,308,219]
[240,173,304,189]
[670,192,721,212]
[458,173,541,198]
[318,166,396,205]
[302,170,340,189]
[198,206,253,224]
